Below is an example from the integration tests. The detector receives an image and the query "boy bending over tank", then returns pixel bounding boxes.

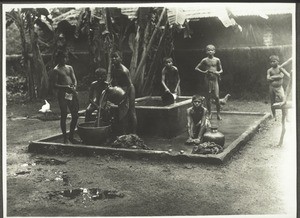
[186,95,210,145]
[195,44,223,120]
[161,57,181,95]
[85,68,109,122]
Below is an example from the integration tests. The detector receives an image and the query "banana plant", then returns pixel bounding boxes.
[6,8,53,99]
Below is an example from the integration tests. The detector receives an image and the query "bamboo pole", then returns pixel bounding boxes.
[141,24,167,95]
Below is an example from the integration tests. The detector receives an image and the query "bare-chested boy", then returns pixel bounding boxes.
[195,44,223,120]
[267,55,290,121]
[85,68,109,122]
[186,95,210,145]
[53,51,80,144]
[110,51,137,135]
[161,57,181,95]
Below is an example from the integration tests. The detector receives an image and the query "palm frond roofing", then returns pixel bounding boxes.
[121,3,294,20]
[51,4,294,27]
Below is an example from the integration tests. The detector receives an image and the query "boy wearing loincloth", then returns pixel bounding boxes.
[267,55,290,121]
[195,44,223,120]
[53,51,80,144]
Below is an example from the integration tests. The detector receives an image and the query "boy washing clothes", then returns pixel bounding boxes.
[85,68,109,122]
[161,57,181,96]
[186,95,210,145]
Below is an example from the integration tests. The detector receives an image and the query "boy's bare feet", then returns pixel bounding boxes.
[63,137,71,144]
[69,138,82,144]
[185,138,194,145]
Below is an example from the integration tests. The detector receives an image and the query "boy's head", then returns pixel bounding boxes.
[163,57,173,68]
[111,51,122,66]
[269,55,279,67]
[192,95,205,108]
[55,50,68,65]
[95,67,107,82]
[206,44,216,56]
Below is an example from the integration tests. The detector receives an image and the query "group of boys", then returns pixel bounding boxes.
[161,45,291,146]
[53,50,136,144]
[162,45,223,145]
[53,44,291,146]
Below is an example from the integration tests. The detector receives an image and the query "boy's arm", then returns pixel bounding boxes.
[266,69,273,81]
[187,108,194,138]
[117,67,131,93]
[161,68,170,92]
[88,82,96,103]
[69,66,77,87]
[216,58,223,75]
[195,59,208,74]
[197,108,208,139]
[270,74,284,80]
[68,66,78,94]
[174,67,181,93]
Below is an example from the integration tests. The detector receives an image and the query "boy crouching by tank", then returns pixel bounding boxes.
[186,95,211,145]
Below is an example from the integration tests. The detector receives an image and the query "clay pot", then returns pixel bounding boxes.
[77,122,111,146]
[106,86,126,105]
[202,126,225,147]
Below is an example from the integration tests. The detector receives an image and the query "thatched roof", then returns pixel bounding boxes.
[52,9,82,28]
[51,4,294,28]
[120,4,293,24]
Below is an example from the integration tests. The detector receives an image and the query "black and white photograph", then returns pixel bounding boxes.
[2,2,297,217]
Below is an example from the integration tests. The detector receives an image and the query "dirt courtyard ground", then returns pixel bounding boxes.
[4,95,297,217]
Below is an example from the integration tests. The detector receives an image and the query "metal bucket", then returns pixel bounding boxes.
[77,122,111,146]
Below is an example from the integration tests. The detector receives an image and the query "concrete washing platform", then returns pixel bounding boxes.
[28,111,271,164]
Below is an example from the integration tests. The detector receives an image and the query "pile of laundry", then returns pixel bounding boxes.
[112,134,150,150]
[191,142,223,155]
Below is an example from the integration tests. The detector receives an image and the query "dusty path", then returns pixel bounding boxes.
[4,100,297,216]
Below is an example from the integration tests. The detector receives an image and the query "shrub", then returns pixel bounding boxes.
[6,76,27,94]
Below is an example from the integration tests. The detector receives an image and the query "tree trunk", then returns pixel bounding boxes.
[129,26,140,78]
[13,10,36,100]
[28,16,49,99]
